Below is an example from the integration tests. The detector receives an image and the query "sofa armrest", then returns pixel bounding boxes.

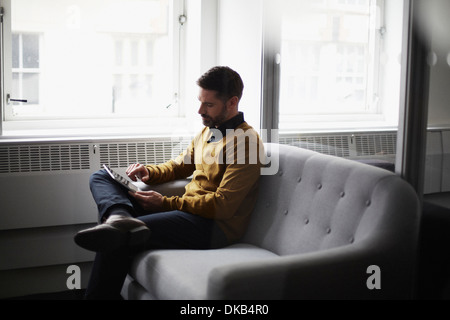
[135,179,190,197]
[207,241,415,300]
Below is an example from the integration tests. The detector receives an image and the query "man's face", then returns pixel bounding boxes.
[197,88,229,128]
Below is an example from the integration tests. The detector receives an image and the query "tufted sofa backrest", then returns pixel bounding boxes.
[242,143,419,256]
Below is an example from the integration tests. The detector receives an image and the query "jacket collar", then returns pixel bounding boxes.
[207,112,245,143]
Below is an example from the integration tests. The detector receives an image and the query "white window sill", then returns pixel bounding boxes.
[278,113,399,134]
[1,116,202,143]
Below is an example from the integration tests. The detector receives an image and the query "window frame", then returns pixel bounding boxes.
[0,0,187,136]
[12,32,42,109]
[262,0,392,133]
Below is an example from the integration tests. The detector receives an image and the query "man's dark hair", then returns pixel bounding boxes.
[197,66,244,102]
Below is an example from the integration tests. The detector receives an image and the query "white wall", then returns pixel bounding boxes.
[415,0,450,128]
[419,0,450,194]
[427,28,450,128]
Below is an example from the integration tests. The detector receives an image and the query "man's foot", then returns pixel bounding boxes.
[74,216,151,252]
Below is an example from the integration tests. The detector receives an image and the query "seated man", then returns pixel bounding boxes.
[74,66,265,299]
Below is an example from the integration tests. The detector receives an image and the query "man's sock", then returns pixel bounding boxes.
[102,204,134,222]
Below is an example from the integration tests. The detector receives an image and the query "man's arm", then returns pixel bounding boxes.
[162,162,261,220]
[144,139,196,184]
[126,137,196,184]
[129,190,164,212]
[126,138,197,212]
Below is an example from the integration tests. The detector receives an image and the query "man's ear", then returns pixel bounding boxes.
[227,96,239,110]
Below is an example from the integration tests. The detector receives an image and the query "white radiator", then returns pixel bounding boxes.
[0,133,397,231]
[278,131,397,161]
[0,136,191,273]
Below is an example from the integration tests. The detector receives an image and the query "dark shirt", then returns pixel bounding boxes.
[207,112,245,143]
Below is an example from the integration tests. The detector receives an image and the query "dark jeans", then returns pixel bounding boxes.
[84,170,228,300]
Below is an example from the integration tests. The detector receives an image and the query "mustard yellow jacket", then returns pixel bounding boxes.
[145,122,264,243]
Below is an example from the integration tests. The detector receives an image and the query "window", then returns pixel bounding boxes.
[12,33,41,112]
[1,0,185,134]
[273,0,402,132]
[112,35,158,114]
[0,0,405,137]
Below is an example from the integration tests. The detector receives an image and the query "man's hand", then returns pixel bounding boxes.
[126,163,150,183]
[129,190,164,212]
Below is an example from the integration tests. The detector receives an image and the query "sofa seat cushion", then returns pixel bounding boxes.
[127,243,279,300]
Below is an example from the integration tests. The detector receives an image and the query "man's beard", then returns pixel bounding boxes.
[201,105,228,127]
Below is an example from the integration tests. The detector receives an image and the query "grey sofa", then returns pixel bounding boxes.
[121,143,420,300]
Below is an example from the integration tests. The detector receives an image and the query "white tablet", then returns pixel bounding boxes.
[103,164,139,192]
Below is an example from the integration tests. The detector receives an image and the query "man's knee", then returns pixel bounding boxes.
[89,169,110,188]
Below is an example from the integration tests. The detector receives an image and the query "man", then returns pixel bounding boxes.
[74,66,264,299]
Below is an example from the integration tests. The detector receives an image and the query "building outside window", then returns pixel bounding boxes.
[276,0,401,132]
[0,0,403,138]
[1,0,182,134]
[12,33,41,109]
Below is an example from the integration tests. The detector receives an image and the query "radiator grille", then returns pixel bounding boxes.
[279,132,397,158]
[99,138,191,168]
[0,132,397,174]
[279,135,350,157]
[0,144,91,173]
[355,133,397,156]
